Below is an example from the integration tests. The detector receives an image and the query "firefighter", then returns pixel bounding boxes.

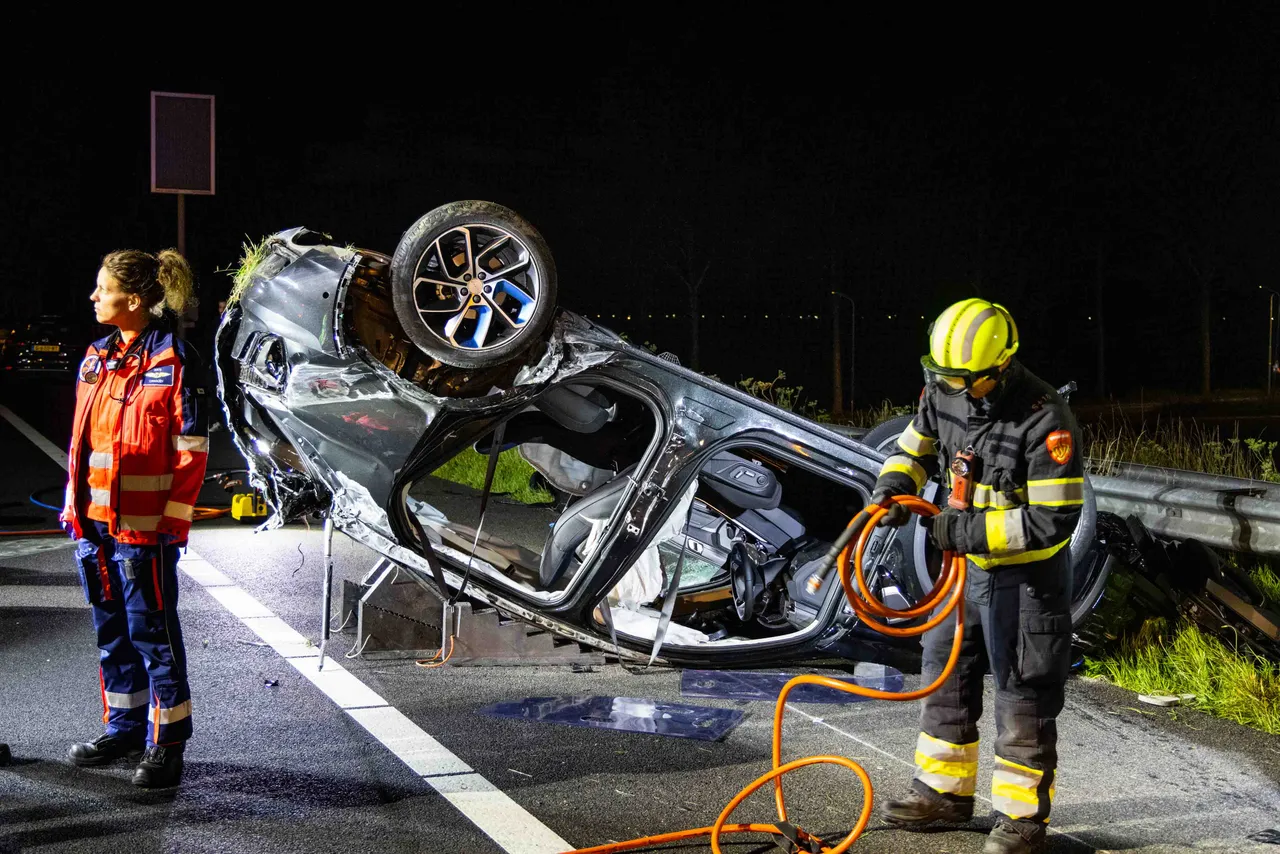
[61,250,208,788]
[874,298,1084,854]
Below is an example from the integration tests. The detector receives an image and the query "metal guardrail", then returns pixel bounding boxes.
[819,419,1280,555]
[829,419,1280,556]
[1089,461,1280,556]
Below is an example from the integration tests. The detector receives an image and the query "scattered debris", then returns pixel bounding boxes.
[1138,693,1197,708]
[614,789,634,797]
[571,663,595,673]
[680,666,903,704]
[236,640,270,648]
[508,769,533,778]
[264,679,279,688]
[478,696,745,741]
[1247,828,1280,844]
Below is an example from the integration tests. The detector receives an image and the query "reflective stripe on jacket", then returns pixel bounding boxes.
[62,324,209,546]
[873,361,1084,569]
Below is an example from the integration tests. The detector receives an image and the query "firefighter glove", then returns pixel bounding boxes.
[921,508,964,553]
[871,487,910,528]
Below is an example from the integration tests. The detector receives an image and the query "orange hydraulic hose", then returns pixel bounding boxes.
[566,494,967,854]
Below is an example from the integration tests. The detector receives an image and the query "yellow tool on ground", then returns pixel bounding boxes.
[230,491,268,522]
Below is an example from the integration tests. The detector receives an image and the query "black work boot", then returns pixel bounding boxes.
[881,785,974,828]
[67,733,144,767]
[132,743,185,788]
[983,818,1045,854]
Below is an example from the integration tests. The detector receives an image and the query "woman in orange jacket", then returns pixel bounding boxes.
[61,249,208,788]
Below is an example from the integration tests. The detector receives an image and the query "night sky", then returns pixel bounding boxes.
[4,8,1279,409]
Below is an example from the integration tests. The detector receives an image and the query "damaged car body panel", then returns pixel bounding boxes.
[217,204,1121,667]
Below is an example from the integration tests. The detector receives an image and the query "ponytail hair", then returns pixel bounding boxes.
[155,249,196,316]
[101,248,197,318]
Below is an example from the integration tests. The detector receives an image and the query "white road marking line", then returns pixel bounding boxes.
[0,404,69,470]
[7,406,572,854]
[186,556,570,852]
[286,655,389,709]
[204,585,275,619]
[786,704,1091,846]
[177,558,233,587]
[347,706,473,777]
[0,586,87,610]
[240,615,320,658]
[428,773,573,854]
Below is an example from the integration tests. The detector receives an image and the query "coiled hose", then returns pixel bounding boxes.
[568,494,967,854]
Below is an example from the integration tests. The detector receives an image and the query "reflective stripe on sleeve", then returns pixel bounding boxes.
[984,508,1028,552]
[152,699,193,725]
[1027,477,1085,507]
[121,474,173,492]
[991,756,1053,820]
[881,454,928,491]
[969,537,1072,569]
[89,451,113,469]
[118,515,162,532]
[105,688,150,710]
[173,435,209,453]
[913,732,978,797]
[163,501,195,522]
[972,483,1025,509]
[89,488,112,507]
[896,423,938,457]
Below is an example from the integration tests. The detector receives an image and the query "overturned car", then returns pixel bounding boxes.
[216,201,1138,667]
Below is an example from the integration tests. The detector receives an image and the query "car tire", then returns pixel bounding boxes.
[391,201,558,369]
[861,414,914,453]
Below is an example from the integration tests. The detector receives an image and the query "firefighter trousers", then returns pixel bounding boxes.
[74,521,192,746]
[911,550,1073,828]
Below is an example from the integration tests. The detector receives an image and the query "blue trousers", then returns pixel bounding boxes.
[75,521,192,745]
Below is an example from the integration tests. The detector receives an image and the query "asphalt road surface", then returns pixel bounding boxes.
[2,374,1279,853]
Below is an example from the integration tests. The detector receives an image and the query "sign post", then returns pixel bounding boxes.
[150,92,215,325]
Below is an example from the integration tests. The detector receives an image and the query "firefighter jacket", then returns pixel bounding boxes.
[62,323,209,546]
[873,361,1084,570]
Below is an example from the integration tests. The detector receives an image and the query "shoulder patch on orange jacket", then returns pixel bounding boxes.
[1046,430,1073,465]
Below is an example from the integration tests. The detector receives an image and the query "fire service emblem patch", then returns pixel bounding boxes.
[1046,430,1073,465]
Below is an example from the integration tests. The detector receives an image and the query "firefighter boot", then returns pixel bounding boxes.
[132,743,185,788]
[983,818,1045,854]
[68,733,145,767]
[881,785,974,828]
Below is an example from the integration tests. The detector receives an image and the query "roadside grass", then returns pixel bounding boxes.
[1083,418,1280,482]
[737,371,832,422]
[843,399,918,429]
[431,446,554,505]
[1084,621,1280,735]
[736,370,915,428]
[1250,560,1280,604]
[1082,417,1280,732]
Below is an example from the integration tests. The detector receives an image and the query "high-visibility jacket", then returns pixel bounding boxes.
[62,324,209,546]
[873,361,1084,569]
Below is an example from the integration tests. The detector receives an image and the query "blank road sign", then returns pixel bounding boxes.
[151,92,215,194]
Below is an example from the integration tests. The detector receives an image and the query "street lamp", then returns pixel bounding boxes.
[831,291,856,411]
[1262,286,1280,396]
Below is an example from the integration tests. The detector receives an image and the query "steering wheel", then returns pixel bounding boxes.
[728,541,763,622]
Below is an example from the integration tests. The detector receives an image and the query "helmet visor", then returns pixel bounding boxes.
[921,355,994,396]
